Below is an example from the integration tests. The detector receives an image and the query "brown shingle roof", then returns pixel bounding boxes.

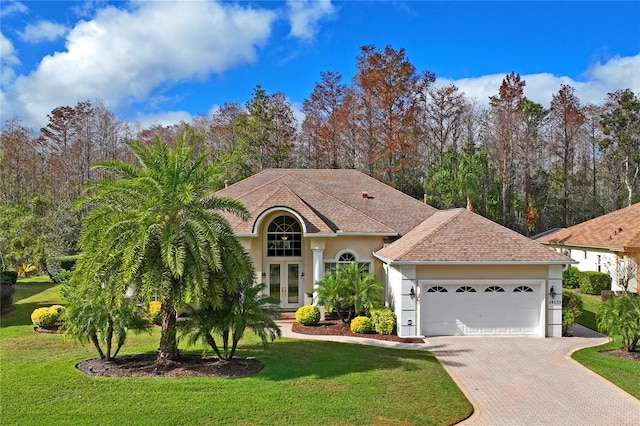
[216,169,437,236]
[375,209,571,263]
[536,203,640,251]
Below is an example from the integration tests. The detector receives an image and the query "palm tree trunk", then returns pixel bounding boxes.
[91,331,105,359]
[157,300,179,361]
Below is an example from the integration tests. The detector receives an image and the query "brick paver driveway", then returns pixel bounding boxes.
[429,325,639,425]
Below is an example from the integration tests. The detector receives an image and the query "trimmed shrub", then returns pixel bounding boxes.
[295,305,320,326]
[562,266,582,289]
[0,270,18,286]
[148,301,162,325]
[579,271,611,295]
[31,306,61,329]
[370,307,396,335]
[562,290,583,336]
[350,316,373,334]
[46,256,79,284]
[1,285,15,310]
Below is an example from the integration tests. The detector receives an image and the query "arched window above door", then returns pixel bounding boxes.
[267,215,302,257]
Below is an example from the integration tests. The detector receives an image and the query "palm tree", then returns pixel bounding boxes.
[180,240,281,360]
[315,262,383,323]
[75,135,248,361]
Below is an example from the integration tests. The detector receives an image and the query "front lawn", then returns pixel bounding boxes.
[0,278,472,426]
[570,290,640,399]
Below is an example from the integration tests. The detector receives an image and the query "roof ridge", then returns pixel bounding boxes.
[392,208,464,259]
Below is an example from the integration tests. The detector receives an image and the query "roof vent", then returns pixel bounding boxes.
[224,179,229,189]
[362,191,368,200]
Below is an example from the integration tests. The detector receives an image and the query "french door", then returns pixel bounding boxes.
[268,262,301,309]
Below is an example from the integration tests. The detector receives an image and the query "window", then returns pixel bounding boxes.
[514,286,533,293]
[426,286,447,292]
[456,286,476,293]
[484,286,505,292]
[324,251,370,274]
[267,215,302,257]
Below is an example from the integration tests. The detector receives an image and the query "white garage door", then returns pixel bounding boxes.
[421,282,543,336]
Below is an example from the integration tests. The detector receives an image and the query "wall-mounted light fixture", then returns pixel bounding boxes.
[407,319,413,326]
[301,272,305,278]
[262,272,267,277]
[409,286,415,299]
[550,285,556,299]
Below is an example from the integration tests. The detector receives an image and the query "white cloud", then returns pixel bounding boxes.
[7,1,276,126]
[287,0,334,40]
[0,33,19,66]
[19,21,68,43]
[133,110,193,129]
[439,54,640,108]
[0,0,27,17]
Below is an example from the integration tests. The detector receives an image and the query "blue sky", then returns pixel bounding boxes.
[1,1,639,129]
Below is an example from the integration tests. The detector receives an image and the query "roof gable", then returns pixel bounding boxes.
[376,209,571,263]
[537,203,640,250]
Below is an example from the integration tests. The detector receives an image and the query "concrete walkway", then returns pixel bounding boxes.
[279,322,639,425]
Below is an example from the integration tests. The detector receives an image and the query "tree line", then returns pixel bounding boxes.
[1,44,639,270]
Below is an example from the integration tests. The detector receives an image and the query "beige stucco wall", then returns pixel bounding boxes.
[415,264,550,280]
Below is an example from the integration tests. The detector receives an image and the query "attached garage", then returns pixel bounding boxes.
[374,208,573,338]
[419,281,545,336]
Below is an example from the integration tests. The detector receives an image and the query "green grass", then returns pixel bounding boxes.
[572,339,640,399]
[574,291,602,331]
[570,290,640,399]
[0,278,472,426]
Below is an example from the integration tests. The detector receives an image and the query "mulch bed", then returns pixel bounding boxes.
[291,320,425,344]
[76,354,264,378]
[602,349,640,362]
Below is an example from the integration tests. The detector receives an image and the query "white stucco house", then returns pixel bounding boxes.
[216,169,572,338]
[536,203,640,293]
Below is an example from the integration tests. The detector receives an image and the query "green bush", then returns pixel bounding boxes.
[295,305,320,326]
[0,270,18,286]
[46,256,79,283]
[598,294,640,352]
[1,285,15,310]
[579,271,611,295]
[31,306,62,329]
[350,316,373,334]
[562,266,582,289]
[562,290,584,336]
[370,307,396,335]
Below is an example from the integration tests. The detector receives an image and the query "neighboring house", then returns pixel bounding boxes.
[536,203,640,294]
[216,169,572,338]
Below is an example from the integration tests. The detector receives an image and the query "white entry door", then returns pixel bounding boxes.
[268,263,301,309]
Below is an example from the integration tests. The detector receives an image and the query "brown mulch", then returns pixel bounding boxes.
[76,354,264,378]
[602,349,640,362]
[291,320,425,344]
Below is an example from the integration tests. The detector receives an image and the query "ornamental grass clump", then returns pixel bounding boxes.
[295,305,321,325]
[370,307,396,335]
[350,316,373,334]
[31,305,65,329]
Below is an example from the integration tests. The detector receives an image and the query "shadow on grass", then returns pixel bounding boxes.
[1,281,60,328]
[237,338,454,381]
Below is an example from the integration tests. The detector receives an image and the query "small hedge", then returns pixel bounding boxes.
[579,271,611,295]
[562,266,582,289]
[295,305,320,326]
[370,307,396,335]
[31,305,66,329]
[562,290,584,336]
[0,270,18,286]
[1,285,15,310]
[350,316,373,334]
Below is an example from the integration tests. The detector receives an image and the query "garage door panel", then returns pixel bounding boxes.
[421,283,542,336]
